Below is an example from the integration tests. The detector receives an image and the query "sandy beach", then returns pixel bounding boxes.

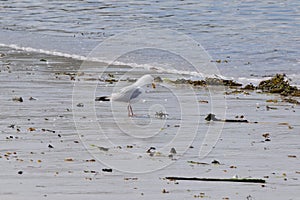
[0,46,299,199]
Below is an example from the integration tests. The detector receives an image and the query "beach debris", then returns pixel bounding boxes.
[147,147,157,156]
[64,158,74,162]
[168,148,177,158]
[266,105,278,110]
[206,78,242,87]
[107,73,115,78]
[84,170,97,174]
[17,171,23,175]
[246,195,254,200]
[102,168,112,172]
[211,160,220,165]
[76,103,84,107]
[40,58,47,62]
[90,144,109,151]
[171,77,242,87]
[278,122,293,129]
[170,147,177,154]
[288,155,297,158]
[235,115,244,119]
[162,189,169,194]
[173,79,206,86]
[205,113,248,123]
[85,159,96,162]
[266,99,278,103]
[27,127,36,131]
[95,96,110,101]
[165,176,266,183]
[12,96,23,102]
[8,124,16,129]
[283,98,300,105]
[199,100,209,103]
[146,147,156,153]
[187,161,209,165]
[124,177,138,181]
[243,83,255,90]
[211,59,229,63]
[41,128,55,133]
[262,133,270,138]
[155,111,169,119]
[225,90,249,95]
[194,192,208,198]
[29,97,37,101]
[258,74,300,96]
[48,144,54,148]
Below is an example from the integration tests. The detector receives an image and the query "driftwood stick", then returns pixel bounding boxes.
[205,113,249,123]
[165,177,266,183]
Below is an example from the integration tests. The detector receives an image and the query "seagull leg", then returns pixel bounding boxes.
[127,103,133,117]
[127,104,134,117]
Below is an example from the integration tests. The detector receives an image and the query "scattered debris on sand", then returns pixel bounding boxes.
[170,74,300,100]
[257,74,300,96]
[171,77,242,87]
[155,111,169,119]
[102,168,113,172]
[165,176,266,183]
[12,97,23,102]
[205,113,249,123]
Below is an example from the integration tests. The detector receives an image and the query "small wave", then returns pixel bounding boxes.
[0,43,223,79]
[0,43,92,61]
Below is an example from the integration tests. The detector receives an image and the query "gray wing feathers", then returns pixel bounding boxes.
[130,88,142,100]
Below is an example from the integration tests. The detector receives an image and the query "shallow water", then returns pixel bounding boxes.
[0,0,299,84]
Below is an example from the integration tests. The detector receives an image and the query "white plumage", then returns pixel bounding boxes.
[96,74,155,117]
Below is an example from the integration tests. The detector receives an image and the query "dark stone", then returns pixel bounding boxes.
[102,168,112,172]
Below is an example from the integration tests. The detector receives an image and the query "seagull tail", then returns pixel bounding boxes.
[95,96,110,101]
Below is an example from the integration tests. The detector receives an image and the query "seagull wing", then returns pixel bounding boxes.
[129,87,142,100]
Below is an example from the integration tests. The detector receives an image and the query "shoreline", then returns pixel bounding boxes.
[0,46,299,199]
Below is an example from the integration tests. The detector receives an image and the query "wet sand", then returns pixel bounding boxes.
[0,46,299,199]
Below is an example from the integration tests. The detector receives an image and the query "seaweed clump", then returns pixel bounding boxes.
[257,74,300,96]
[172,78,242,87]
[205,78,242,87]
[172,79,206,86]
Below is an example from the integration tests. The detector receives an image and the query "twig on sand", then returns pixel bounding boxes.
[165,177,266,183]
[205,113,249,123]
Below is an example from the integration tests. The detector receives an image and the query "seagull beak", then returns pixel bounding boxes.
[152,82,156,89]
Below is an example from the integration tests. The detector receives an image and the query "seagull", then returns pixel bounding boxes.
[95,74,156,117]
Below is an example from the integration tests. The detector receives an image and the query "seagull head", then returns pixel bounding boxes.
[135,74,156,89]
